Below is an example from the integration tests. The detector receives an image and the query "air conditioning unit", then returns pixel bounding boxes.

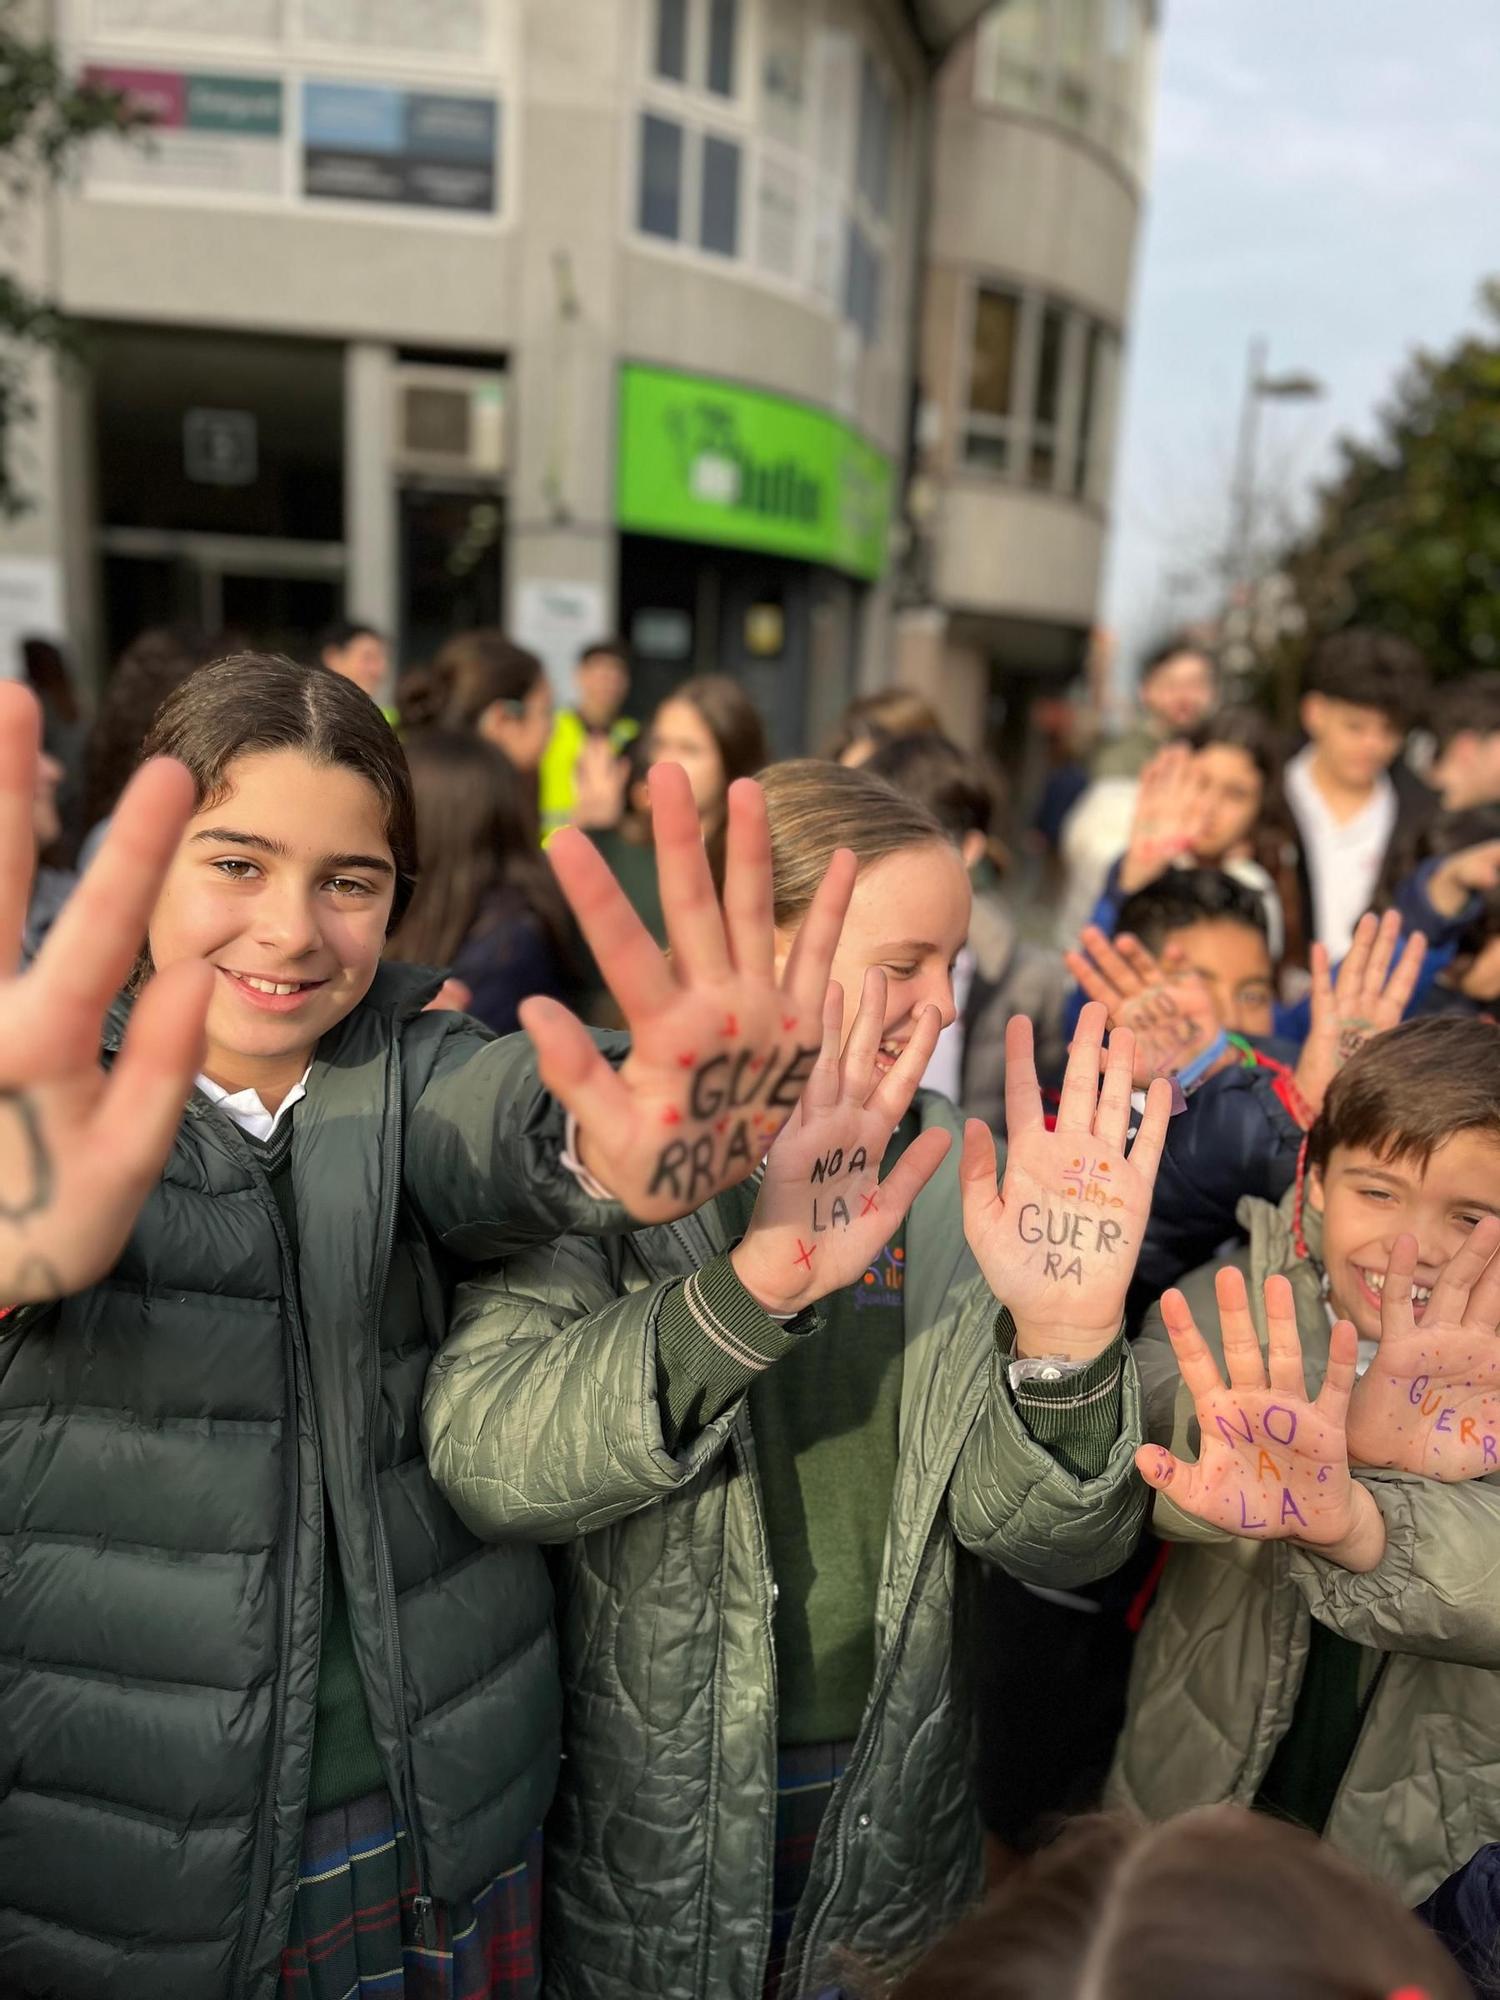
[392,365,506,479]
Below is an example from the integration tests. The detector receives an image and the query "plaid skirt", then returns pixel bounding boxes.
[278,1790,541,2000]
[763,1740,856,2000]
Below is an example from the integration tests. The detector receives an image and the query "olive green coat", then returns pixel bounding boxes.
[1112,1189,1500,1901]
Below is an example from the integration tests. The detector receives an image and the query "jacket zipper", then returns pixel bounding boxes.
[223,1119,318,2000]
[366,1043,436,1942]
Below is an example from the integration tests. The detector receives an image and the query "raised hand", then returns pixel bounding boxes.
[570,734,630,832]
[1066,926,1225,1090]
[1346,1223,1500,1481]
[519,764,853,1224]
[1117,744,1205,893]
[1291,909,1425,1123]
[1137,1269,1385,1571]
[0,683,212,1307]
[1425,837,1500,920]
[728,969,951,1314]
[961,1002,1173,1361]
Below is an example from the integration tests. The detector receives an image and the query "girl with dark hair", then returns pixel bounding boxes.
[577,672,768,954]
[0,658,851,2000]
[425,758,1175,2000]
[397,629,554,779]
[388,729,580,1035]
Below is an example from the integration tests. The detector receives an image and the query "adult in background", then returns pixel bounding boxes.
[1090,633,1218,780]
[538,637,640,839]
[318,618,389,708]
[1284,628,1431,961]
[386,730,581,1036]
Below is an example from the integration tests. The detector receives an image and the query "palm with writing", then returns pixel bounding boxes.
[730,970,951,1313]
[1117,744,1206,893]
[1292,910,1426,1124]
[0,684,212,1306]
[1066,927,1225,1091]
[1138,1269,1385,1570]
[1346,1222,1500,1482]
[522,765,853,1224]
[960,1002,1173,1361]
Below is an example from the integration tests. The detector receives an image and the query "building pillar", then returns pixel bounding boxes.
[343,342,397,645]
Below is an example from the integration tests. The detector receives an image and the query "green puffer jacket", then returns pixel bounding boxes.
[0,966,624,2000]
[424,1093,1148,2000]
[1111,1188,1500,1901]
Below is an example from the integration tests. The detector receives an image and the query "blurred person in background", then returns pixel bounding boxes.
[78,624,220,866]
[22,637,87,847]
[318,618,390,709]
[572,672,768,955]
[20,740,73,968]
[1086,709,1299,968]
[395,630,553,830]
[822,686,942,768]
[1400,805,1500,1021]
[862,731,1068,1131]
[386,730,581,1036]
[1091,633,1218,780]
[1429,671,1500,813]
[1285,628,1431,960]
[538,636,639,839]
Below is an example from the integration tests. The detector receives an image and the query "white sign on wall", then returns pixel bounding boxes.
[513,579,607,701]
[0,558,65,681]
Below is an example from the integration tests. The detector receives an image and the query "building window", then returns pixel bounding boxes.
[700,133,741,254]
[963,282,1119,501]
[655,0,689,82]
[844,220,880,345]
[639,113,684,238]
[1029,301,1066,486]
[964,285,1022,469]
[856,52,893,218]
[974,0,1156,181]
[706,0,738,97]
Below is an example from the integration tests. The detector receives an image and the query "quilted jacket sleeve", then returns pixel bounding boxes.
[403,1021,632,1256]
[945,1302,1148,1589]
[1286,1473,1500,1668]
[422,1233,817,1543]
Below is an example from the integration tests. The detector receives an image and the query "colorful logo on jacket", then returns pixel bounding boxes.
[854,1242,904,1310]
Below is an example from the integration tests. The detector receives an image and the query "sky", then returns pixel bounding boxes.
[1102,0,1500,679]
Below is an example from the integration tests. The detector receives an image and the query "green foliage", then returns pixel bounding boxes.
[0,6,150,519]
[1285,281,1500,685]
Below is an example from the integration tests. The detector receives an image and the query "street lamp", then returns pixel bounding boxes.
[1228,335,1325,595]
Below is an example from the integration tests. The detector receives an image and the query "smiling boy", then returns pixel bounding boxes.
[1113,1013,1500,1900]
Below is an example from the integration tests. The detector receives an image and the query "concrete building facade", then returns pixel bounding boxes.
[2,0,1153,765]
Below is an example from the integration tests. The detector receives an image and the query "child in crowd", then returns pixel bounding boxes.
[1091,708,1295,962]
[1284,629,1431,961]
[827,1806,1471,1999]
[1117,1013,1500,1903]
[860,731,1069,1133]
[1402,808,1500,1020]
[0,658,847,2000]
[387,728,582,1036]
[424,759,1175,2000]
[1430,672,1500,813]
[397,629,556,795]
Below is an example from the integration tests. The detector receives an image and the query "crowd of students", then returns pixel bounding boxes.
[2,614,1499,2000]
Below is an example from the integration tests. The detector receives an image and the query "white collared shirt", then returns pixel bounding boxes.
[1284,744,1397,961]
[197,1069,310,1142]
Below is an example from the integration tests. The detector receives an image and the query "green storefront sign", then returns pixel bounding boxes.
[616,363,893,582]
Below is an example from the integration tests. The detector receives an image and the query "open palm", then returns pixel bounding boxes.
[730,970,951,1314]
[1066,928,1222,1090]
[1347,1221,1500,1481]
[1293,909,1426,1122]
[521,766,852,1224]
[1138,1268,1360,1548]
[961,1001,1172,1360]
[0,684,211,1307]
